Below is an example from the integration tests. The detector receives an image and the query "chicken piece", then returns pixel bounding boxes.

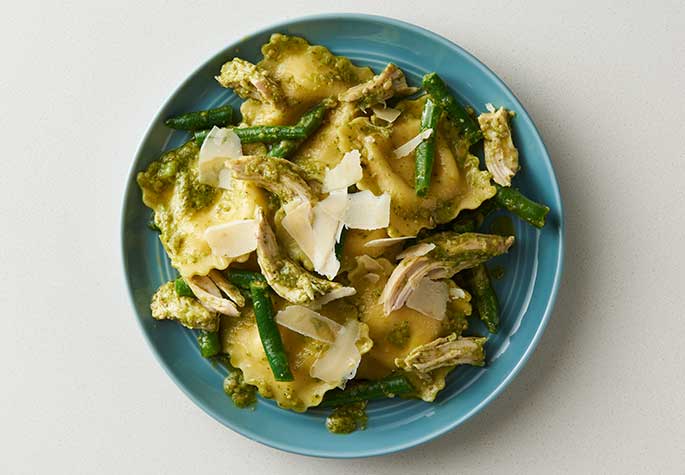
[338,63,418,109]
[208,270,245,307]
[395,333,486,376]
[187,275,240,317]
[255,208,342,304]
[380,232,514,315]
[150,282,218,331]
[215,58,284,106]
[228,155,316,204]
[478,107,520,187]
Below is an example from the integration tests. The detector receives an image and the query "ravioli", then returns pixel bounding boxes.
[220,296,372,412]
[138,141,267,277]
[240,34,373,127]
[339,96,496,236]
[347,256,472,400]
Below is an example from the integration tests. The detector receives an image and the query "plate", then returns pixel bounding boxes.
[121,13,564,458]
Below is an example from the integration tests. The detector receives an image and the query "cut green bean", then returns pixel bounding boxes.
[197,330,221,358]
[164,105,234,131]
[415,98,441,197]
[335,227,348,261]
[224,269,267,289]
[494,184,550,229]
[268,102,330,158]
[471,264,500,333]
[320,374,414,407]
[194,125,308,146]
[422,72,482,145]
[249,281,293,382]
[174,277,194,298]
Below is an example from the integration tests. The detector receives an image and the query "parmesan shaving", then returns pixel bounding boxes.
[198,127,242,188]
[343,190,390,230]
[204,219,257,258]
[310,320,363,386]
[281,199,316,264]
[396,242,436,259]
[322,150,363,192]
[364,235,415,248]
[485,102,496,113]
[406,277,449,320]
[372,105,402,123]
[309,287,357,310]
[275,305,343,343]
[393,128,433,159]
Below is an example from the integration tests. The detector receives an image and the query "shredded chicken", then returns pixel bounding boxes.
[395,333,486,377]
[478,107,520,186]
[215,58,284,105]
[255,208,342,304]
[380,232,514,315]
[228,155,316,204]
[339,63,418,109]
[187,275,240,317]
[208,270,245,307]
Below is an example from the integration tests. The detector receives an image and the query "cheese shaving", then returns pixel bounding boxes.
[198,127,242,188]
[372,105,402,123]
[393,128,433,159]
[309,287,357,310]
[364,235,415,248]
[275,305,343,343]
[343,190,390,230]
[322,150,362,192]
[449,286,467,300]
[204,219,257,258]
[310,320,363,386]
[396,242,436,259]
[406,277,449,320]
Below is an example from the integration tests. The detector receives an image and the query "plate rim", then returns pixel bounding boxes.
[121,12,565,458]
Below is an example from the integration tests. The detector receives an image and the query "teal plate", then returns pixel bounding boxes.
[121,14,564,458]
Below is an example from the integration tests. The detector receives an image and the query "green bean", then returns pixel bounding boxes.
[174,277,194,298]
[197,330,221,358]
[164,105,234,131]
[422,72,482,145]
[224,269,266,289]
[415,98,442,197]
[249,281,293,382]
[268,102,330,158]
[335,227,348,261]
[320,374,414,407]
[194,126,308,146]
[470,264,500,333]
[494,184,550,229]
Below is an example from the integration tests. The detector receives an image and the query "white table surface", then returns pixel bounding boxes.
[2,1,684,473]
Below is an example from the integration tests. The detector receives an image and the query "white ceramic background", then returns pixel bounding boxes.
[1,1,684,473]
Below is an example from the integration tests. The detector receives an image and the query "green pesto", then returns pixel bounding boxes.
[137,141,216,212]
[386,320,411,348]
[326,401,368,434]
[223,368,257,408]
[442,310,469,335]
